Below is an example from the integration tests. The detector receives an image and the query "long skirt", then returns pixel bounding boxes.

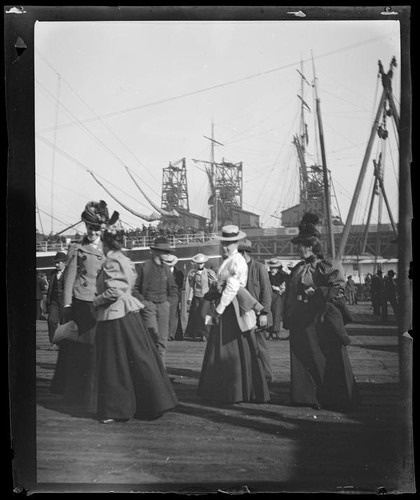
[96,312,178,421]
[268,293,282,335]
[289,301,357,410]
[185,296,213,340]
[50,298,97,413]
[197,303,270,404]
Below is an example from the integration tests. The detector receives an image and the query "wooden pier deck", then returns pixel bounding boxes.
[34,302,414,494]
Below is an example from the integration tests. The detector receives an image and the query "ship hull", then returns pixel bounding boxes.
[36,241,222,273]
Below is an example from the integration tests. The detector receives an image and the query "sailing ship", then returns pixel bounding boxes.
[36,57,399,278]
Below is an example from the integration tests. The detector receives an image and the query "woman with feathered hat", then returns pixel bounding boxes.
[51,200,118,412]
[283,213,357,411]
[197,225,270,404]
[93,224,178,423]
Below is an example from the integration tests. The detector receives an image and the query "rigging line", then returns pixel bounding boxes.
[36,79,162,199]
[316,67,380,109]
[36,135,154,211]
[386,134,399,188]
[221,97,294,145]
[254,107,300,207]
[320,87,371,113]
[125,167,177,217]
[37,32,391,134]
[371,74,380,124]
[37,207,75,227]
[36,50,161,186]
[50,74,61,235]
[88,171,161,222]
[322,120,366,154]
[36,200,45,235]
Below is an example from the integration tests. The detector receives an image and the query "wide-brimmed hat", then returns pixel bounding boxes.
[215,225,246,242]
[268,258,283,268]
[150,236,174,253]
[238,239,252,253]
[161,254,178,266]
[291,212,321,245]
[192,253,208,264]
[81,200,119,228]
[54,251,67,262]
[387,270,395,276]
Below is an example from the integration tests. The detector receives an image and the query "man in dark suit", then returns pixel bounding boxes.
[133,237,179,365]
[238,239,274,383]
[46,251,67,349]
[161,254,185,341]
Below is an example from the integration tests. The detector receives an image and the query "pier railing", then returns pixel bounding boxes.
[36,233,218,253]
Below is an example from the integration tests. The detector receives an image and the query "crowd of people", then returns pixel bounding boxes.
[38,199,370,423]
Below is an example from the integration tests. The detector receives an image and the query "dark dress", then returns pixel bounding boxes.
[283,255,357,410]
[96,312,178,420]
[94,250,178,421]
[197,251,270,404]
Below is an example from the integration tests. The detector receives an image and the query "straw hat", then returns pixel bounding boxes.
[161,254,178,266]
[267,258,283,268]
[192,253,208,264]
[215,225,246,241]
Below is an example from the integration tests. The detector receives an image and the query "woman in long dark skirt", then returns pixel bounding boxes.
[197,225,270,405]
[93,225,178,423]
[283,213,357,411]
[51,200,117,413]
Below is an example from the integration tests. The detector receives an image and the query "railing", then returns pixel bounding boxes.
[36,233,218,253]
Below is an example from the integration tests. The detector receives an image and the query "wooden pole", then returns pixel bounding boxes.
[337,90,386,259]
[311,53,335,258]
[397,32,414,489]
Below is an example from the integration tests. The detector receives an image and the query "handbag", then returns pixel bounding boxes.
[52,320,79,344]
[52,320,95,345]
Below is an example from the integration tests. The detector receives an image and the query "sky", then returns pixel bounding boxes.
[34,16,403,235]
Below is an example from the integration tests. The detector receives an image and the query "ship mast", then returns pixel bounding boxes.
[292,58,335,257]
[311,52,335,258]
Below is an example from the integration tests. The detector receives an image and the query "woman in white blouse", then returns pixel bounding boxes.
[197,226,270,404]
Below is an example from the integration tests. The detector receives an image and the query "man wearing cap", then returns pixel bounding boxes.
[184,253,217,342]
[133,236,179,364]
[238,239,274,383]
[161,253,185,341]
[46,251,67,349]
[267,258,289,341]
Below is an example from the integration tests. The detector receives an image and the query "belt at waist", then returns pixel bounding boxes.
[147,299,168,304]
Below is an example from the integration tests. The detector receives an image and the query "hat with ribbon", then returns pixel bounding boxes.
[150,236,174,253]
[238,239,253,253]
[54,251,67,262]
[291,212,321,245]
[215,225,246,242]
[267,258,283,268]
[192,253,209,264]
[81,200,119,228]
[161,254,178,266]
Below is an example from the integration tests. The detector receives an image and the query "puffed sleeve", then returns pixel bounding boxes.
[63,244,78,306]
[92,258,127,307]
[216,254,248,314]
